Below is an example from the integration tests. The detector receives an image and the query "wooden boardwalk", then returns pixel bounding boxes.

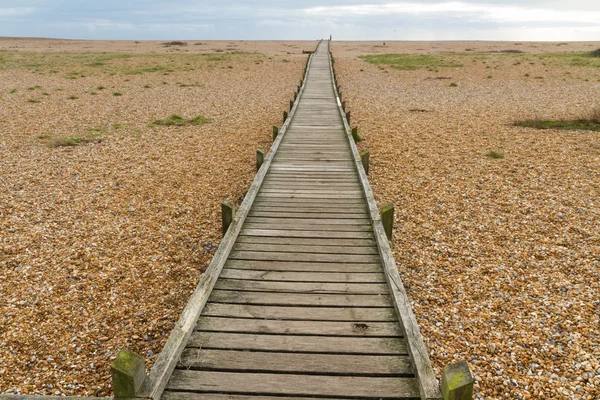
[140,41,441,400]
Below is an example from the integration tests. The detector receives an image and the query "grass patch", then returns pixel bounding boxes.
[449,82,458,87]
[28,99,42,103]
[515,114,600,132]
[113,92,122,97]
[486,151,504,159]
[97,86,106,90]
[9,89,16,93]
[67,95,78,100]
[360,54,463,71]
[152,114,209,127]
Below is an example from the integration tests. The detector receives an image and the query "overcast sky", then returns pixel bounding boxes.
[1,1,599,41]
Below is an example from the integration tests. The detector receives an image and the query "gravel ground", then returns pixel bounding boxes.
[333,41,600,399]
[0,39,314,396]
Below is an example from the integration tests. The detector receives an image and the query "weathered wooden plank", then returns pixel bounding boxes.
[232,242,378,255]
[248,210,370,219]
[245,217,369,226]
[166,370,420,399]
[235,236,376,247]
[163,392,356,400]
[242,225,373,235]
[188,332,407,354]
[214,279,388,294]
[208,290,393,307]
[224,259,381,272]
[202,303,395,321]
[220,269,385,282]
[178,349,413,376]
[240,228,374,239]
[229,250,379,263]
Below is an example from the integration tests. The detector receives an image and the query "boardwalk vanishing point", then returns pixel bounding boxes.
[113,40,451,400]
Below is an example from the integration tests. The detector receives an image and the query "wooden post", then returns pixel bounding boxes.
[381,203,394,241]
[290,99,294,111]
[441,361,474,400]
[361,149,369,175]
[345,110,351,122]
[256,149,265,171]
[283,110,288,123]
[272,125,279,141]
[297,84,301,93]
[221,200,235,237]
[111,349,146,399]
[351,126,362,142]
[342,101,346,111]
[293,91,297,101]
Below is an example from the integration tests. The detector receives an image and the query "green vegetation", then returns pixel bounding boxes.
[152,114,209,127]
[113,92,122,97]
[486,151,504,159]
[9,88,16,93]
[515,111,600,132]
[67,95,78,100]
[449,82,458,87]
[0,51,264,77]
[360,54,463,71]
[28,99,42,103]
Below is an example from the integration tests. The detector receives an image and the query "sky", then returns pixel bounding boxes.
[0,1,599,41]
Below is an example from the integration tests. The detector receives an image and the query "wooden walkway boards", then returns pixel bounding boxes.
[150,41,441,400]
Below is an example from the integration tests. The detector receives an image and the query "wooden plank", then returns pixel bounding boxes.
[224,260,381,273]
[232,243,378,255]
[229,250,379,263]
[220,269,385,283]
[240,228,374,239]
[202,303,396,321]
[178,349,413,376]
[208,290,393,307]
[195,316,401,337]
[245,217,370,225]
[188,332,408,354]
[166,370,420,399]
[248,210,370,219]
[242,224,373,233]
[163,392,357,400]
[235,236,376,247]
[214,279,388,294]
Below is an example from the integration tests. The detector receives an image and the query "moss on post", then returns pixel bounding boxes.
[221,200,235,237]
[381,203,394,241]
[351,126,362,142]
[345,110,351,123]
[256,149,265,172]
[272,125,279,141]
[361,149,370,175]
[111,349,146,399]
[441,361,474,400]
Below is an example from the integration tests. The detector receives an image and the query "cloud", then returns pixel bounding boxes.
[0,7,35,17]
[303,1,600,25]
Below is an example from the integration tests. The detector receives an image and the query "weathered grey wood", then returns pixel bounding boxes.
[229,250,379,263]
[235,235,376,247]
[188,332,408,354]
[166,370,420,398]
[328,47,442,400]
[214,279,388,294]
[441,361,474,400]
[163,393,359,400]
[272,125,279,141]
[232,242,378,255]
[195,316,401,336]
[381,202,394,241]
[139,46,319,400]
[240,228,375,239]
[361,149,370,175]
[202,303,395,320]
[178,349,413,375]
[208,290,393,307]
[224,260,381,273]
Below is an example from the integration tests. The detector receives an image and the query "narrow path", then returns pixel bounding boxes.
[158,41,437,400]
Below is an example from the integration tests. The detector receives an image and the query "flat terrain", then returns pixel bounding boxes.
[0,38,313,395]
[332,41,600,399]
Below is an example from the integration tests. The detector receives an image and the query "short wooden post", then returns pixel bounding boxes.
[351,126,362,142]
[256,149,265,171]
[272,125,279,141]
[283,110,288,123]
[221,200,235,237]
[290,99,294,111]
[293,91,297,100]
[441,361,474,400]
[361,149,369,175]
[111,349,146,398]
[342,101,346,111]
[381,203,394,241]
[345,110,351,122]
[297,84,301,93]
